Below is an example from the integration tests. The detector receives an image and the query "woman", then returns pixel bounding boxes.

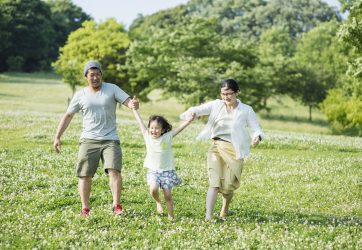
[180,79,263,221]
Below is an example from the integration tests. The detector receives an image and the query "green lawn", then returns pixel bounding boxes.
[0,73,361,249]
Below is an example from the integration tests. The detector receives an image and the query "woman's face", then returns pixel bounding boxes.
[220,87,238,106]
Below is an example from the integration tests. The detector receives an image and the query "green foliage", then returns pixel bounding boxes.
[186,0,339,37]
[292,20,350,120]
[45,0,92,64]
[126,16,263,107]
[129,5,188,40]
[321,88,362,136]
[0,0,54,71]
[53,19,130,95]
[320,0,362,136]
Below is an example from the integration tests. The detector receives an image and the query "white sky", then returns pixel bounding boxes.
[72,0,341,29]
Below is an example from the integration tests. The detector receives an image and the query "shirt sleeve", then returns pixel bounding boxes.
[113,84,130,104]
[66,91,81,113]
[162,131,173,145]
[179,100,215,120]
[247,106,264,139]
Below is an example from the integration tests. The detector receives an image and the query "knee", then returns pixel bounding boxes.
[149,186,159,196]
[163,192,173,202]
[109,169,120,178]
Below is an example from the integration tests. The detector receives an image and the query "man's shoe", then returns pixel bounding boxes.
[80,208,90,217]
[113,204,123,216]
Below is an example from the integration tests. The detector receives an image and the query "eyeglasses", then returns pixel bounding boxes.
[220,92,235,97]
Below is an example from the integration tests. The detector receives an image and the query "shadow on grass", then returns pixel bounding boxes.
[238,209,362,226]
[0,93,19,98]
[260,113,329,127]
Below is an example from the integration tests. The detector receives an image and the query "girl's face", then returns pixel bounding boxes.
[149,121,164,138]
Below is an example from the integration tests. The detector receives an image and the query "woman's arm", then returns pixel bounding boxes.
[132,109,147,135]
[172,112,196,137]
[179,100,216,120]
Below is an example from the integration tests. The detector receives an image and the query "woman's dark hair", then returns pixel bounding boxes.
[148,115,172,135]
[221,79,240,92]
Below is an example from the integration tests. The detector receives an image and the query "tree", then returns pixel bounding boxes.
[0,0,54,71]
[293,20,349,120]
[186,0,340,37]
[53,19,130,96]
[321,0,362,136]
[45,0,92,65]
[126,17,263,108]
[257,26,298,109]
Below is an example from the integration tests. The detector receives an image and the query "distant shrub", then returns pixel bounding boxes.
[6,56,24,72]
[321,88,362,136]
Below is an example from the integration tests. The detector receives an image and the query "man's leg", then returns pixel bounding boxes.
[78,176,92,209]
[108,169,121,206]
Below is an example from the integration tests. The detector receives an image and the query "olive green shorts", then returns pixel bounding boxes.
[76,139,122,177]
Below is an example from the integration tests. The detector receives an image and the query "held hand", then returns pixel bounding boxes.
[130,96,139,110]
[187,112,196,122]
[53,138,61,153]
[252,136,261,147]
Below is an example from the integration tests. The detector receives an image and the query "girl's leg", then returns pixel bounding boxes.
[220,192,233,219]
[162,189,174,220]
[149,183,163,214]
[206,187,218,220]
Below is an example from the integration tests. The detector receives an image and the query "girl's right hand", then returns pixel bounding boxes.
[187,112,196,122]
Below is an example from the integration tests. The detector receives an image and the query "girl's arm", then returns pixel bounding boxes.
[172,112,196,137]
[133,109,147,135]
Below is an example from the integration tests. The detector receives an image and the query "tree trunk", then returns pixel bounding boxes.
[309,105,312,122]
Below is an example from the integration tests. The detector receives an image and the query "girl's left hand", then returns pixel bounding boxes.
[252,136,261,147]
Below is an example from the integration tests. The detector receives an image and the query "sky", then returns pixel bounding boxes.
[72,0,341,29]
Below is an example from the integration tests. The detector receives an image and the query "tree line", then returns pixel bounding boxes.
[1,0,361,136]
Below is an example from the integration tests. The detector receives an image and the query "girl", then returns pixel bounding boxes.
[133,106,195,220]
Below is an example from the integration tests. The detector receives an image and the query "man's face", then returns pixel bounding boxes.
[86,68,102,89]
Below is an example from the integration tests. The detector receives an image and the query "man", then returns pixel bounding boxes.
[53,61,138,217]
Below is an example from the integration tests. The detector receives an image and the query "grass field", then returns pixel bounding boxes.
[0,73,361,249]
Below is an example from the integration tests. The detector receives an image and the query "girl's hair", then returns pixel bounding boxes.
[148,115,172,135]
[221,79,240,92]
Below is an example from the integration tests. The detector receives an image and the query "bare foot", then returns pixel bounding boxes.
[156,202,163,215]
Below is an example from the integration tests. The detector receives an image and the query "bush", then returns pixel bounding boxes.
[6,56,24,72]
[321,88,362,136]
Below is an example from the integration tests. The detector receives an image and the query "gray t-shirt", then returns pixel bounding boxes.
[67,82,129,140]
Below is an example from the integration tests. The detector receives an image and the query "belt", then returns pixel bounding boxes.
[212,137,231,143]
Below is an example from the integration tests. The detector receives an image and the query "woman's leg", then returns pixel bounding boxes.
[162,189,174,219]
[206,187,218,220]
[149,183,163,214]
[220,192,233,218]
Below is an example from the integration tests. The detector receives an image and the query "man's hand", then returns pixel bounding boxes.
[53,138,61,153]
[128,96,139,110]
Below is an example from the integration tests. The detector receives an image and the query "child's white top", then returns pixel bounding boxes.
[143,131,174,171]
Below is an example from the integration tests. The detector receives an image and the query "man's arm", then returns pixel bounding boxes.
[53,112,75,153]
